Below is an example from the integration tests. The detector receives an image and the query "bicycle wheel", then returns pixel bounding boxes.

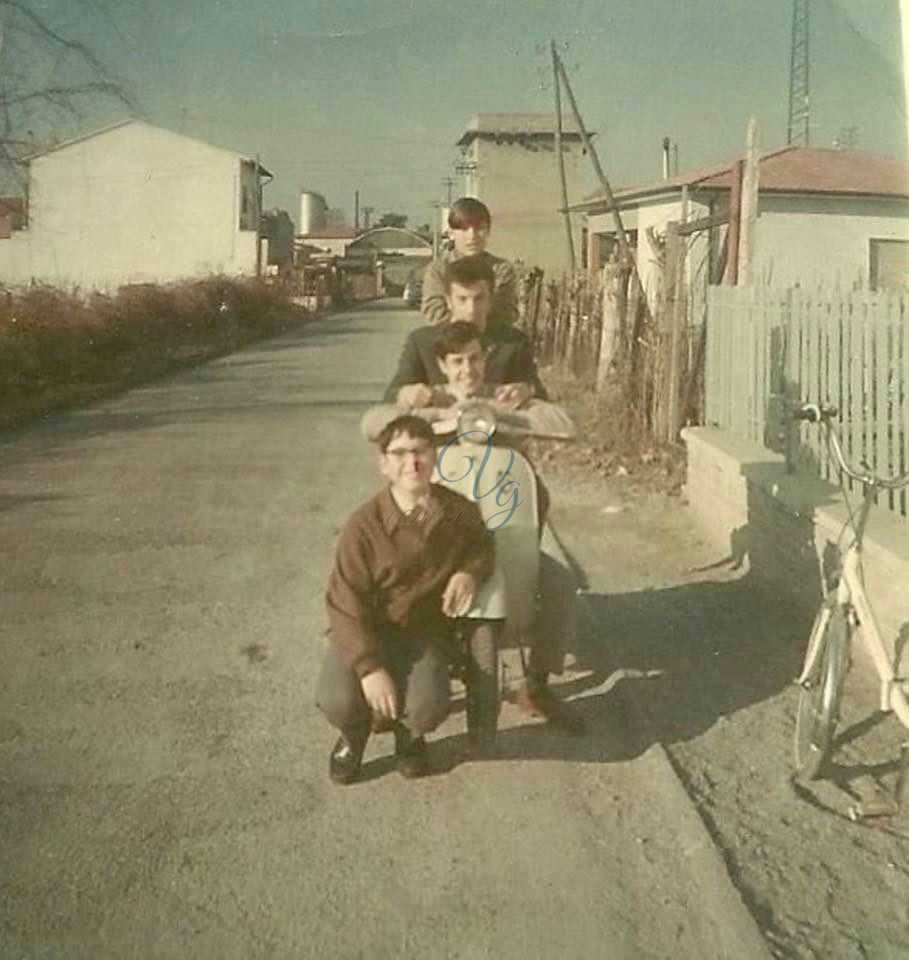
[793,603,850,780]
[465,621,500,748]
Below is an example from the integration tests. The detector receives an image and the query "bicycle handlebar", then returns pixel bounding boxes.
[790,402,838,423]
[791,402,909,491]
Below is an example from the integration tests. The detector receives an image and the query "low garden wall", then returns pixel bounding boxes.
[683,426,909,668]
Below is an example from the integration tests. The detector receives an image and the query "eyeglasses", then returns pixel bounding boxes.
[384,444,433,459]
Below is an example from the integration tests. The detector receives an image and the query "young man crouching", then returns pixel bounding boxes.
[316,415,494,784]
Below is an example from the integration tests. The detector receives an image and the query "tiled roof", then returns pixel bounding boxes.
[574,146,909,211]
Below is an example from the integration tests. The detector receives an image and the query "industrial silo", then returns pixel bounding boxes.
[299,190,327,235]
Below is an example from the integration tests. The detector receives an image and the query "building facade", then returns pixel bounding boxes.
[573,146,909,295]
[457,113,588,273]
[0,119,272,291]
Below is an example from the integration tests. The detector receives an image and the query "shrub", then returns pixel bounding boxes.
[0,275,308,428]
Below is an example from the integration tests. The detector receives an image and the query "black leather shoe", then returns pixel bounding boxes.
[395,728,429,779]
[329,730,368,784]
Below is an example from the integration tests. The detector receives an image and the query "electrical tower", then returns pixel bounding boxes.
[787,0,811,145]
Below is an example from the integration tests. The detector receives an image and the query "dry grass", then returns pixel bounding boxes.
[0,276,310,429]
[528,365,687,497]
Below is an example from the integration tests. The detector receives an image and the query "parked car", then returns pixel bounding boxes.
[402,269,423,309]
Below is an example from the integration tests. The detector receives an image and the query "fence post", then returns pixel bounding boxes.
[596,261,620,393]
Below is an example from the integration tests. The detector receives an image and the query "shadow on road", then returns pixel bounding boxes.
[413,574,811,774]
[573,576,809,750]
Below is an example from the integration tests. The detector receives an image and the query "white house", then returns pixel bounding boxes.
[458,113,588,272]
[0,119,273,291]
[571,146,909,294]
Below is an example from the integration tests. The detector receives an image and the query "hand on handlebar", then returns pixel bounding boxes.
[397,383,434,409]
[493,382,533,409]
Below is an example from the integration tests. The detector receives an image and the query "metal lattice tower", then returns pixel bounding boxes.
[787,0,811,145]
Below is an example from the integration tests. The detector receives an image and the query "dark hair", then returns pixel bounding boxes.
[376,414,436,453]
[442,253,495,293]
[433,321,483,362]
[448,197,491,230]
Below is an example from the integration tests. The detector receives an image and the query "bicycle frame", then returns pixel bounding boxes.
[795,412,909,728]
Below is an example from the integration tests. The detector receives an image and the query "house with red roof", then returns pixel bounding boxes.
[570,146,909,293]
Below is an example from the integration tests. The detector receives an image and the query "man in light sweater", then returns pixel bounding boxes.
[421,196,517,327]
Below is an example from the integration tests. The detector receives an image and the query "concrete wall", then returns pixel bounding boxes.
[464,136,586,273]
[751,195,909,288]
[585,195,711,298]
[0,121,259,291]
[683,426,909,668]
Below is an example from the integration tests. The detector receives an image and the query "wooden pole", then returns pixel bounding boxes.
[738,118,760,286]
[254,154,262,277]
[596,260,620,393]
[551,40,577,272]
[725,160,744,285]
[553,49,648,315]
[666,185,689,440]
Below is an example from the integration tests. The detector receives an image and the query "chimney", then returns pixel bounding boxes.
[662,137,671,179]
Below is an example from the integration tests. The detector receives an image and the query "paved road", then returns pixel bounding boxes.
[1,302,767,959]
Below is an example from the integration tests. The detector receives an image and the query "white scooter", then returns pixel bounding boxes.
[431,402,572,746]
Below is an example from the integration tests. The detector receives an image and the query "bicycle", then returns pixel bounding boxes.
[792,402,909,817]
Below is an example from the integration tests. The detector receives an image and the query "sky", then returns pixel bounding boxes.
[30,0,909,230]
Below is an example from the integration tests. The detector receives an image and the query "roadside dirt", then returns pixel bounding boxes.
[539,379,909,959]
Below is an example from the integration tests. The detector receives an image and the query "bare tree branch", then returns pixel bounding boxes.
[0,0,138,186]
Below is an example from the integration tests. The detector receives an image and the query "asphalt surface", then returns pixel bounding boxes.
[1,301,769,959]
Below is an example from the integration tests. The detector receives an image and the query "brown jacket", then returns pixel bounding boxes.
[325,486,495,677]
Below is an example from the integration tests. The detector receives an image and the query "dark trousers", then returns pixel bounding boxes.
[531,475,576,677]
[528,550,577,676]
[316,631,451,738]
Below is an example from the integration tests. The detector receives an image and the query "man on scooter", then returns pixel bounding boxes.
[370,309,587,734]
[383,254,545,406]
[421,196,517,327]
[316,415,495,784]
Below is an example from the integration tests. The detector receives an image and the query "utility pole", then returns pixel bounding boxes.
[254,153,262,277]
[901,0,909,150]
[431,201,442,257]
[552,47,648,315]
[787,0,811,145]
[738,118,760,286]
[551,39,577,272]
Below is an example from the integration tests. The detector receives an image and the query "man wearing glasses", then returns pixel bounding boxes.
[315,415,494,784]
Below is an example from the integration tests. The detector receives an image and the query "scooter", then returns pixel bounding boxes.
[431,402,572,747]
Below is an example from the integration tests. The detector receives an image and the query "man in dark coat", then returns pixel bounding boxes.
[382,254,547,405]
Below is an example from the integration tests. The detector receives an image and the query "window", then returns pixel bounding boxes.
[592,229,638,269]
[869,239,909,291]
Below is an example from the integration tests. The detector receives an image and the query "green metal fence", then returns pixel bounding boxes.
[705,285,909,516]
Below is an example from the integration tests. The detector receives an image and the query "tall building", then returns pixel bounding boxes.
[456,113,588,272]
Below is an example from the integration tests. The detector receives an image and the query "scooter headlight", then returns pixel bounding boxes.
[458,402,497,438]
